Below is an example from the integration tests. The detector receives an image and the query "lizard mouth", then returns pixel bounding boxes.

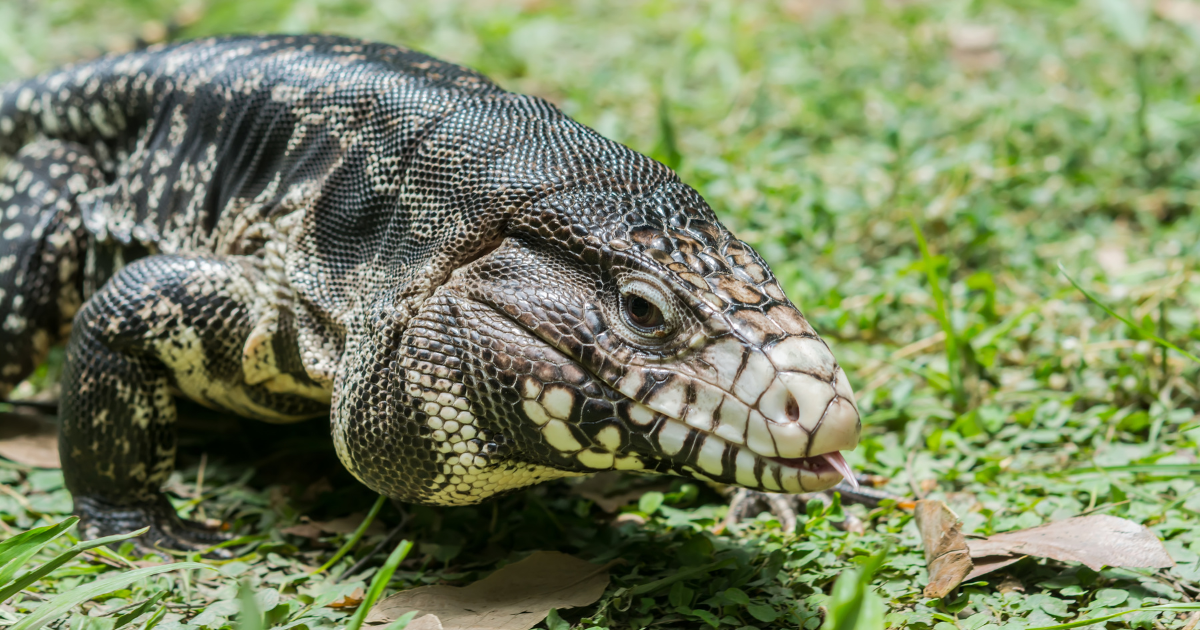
[636,413,855,493]
[770,452,858,490]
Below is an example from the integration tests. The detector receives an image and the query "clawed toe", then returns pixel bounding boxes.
[724,479,884,534]
[724,489,802,532]
[75,495,235,558]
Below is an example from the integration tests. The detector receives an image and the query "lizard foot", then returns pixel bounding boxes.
[724,479,889,534]
[75,495,235,559]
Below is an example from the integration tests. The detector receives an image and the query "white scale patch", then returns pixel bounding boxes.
[154,325,316,423]
[542,419,582,453]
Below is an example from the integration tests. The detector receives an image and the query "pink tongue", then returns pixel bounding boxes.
[820,452,859,490]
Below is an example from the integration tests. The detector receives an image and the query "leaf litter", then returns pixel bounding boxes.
[917,499,1176,592]
[913,499,973,598]
[364,551,617,630]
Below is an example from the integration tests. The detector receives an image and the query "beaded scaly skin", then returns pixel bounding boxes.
[0,35,860,549]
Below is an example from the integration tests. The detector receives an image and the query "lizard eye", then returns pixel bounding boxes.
[619,279,676,340]
[625,295,663,329]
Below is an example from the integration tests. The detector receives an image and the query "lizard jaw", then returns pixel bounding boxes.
[616,346,862,493]
[770,452,859,490]
[640,416,852,492]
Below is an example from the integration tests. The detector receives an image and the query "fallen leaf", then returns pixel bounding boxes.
[996,574,1025,595]
[0,413,60,468]
[329,588,365,609]
[283,514,387,539]
[913,500,973,598]
[965,514,1175,572]
[319,513,387,536]
[406,616,444,630]
[963,555,1024,582]
[281,523,326,539]
[365,551,616,630]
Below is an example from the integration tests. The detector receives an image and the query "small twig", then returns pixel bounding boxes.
[1077,499,1132,517]
[0,483,44,517]
[1182,610,1200,630]
[97,597,152,617]
[337,511,411,583]
[79,549,139,570]
[1060,263,1200,364]
[1154,570,1198,603]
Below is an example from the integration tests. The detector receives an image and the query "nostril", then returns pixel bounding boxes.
[785,394,799,423]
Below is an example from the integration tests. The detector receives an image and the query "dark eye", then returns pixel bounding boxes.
[625,294,664,330]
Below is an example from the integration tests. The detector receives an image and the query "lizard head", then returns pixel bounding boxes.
[333,116,859,507]
[382,181,861,505]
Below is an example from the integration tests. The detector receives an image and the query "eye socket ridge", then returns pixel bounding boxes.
[618,279,678,340]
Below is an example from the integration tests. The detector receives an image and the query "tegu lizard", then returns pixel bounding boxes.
[0,35,861,550]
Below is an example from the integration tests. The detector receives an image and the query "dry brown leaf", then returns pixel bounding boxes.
[365,551,615,630]
[913,500,973,598]
[963,554,1024,582]
[996,574,1025,595]
[281,523,326,539]
[405,615,444,630]
[282,513,387,539]
[318,513,387,536]
[0,413,60,469]
[965,514,1175,572]
[329,588,365,609]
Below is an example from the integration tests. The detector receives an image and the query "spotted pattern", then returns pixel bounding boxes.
[0,35,860,545]
[0,140,98,397]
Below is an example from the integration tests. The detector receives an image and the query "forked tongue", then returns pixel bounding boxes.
[821,452,859,490]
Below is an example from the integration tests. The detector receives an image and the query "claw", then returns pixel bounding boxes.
[75,495,235,559]
[722,476,909,534]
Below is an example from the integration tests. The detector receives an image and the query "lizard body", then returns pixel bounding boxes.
[0,35,860,547]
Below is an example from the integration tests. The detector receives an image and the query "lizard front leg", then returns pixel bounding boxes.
[61,254,328,553]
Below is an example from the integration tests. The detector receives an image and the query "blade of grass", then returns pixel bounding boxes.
[344,539,413,630]
[113,592,165,630]
[1026,603,1200,630]
[237,580,263,630]
[910,217,966,410]
[628,558,734,596]
[1059,262,1200,364]
[1065,463,1200,475]
[10,562,213,630]
[0,526,150,602]
[139,605,168,630]
[654,89,681,170]
[0,517,78,587]
[823,544,889,630]
[311,495,387,576]
[381,611,419,630]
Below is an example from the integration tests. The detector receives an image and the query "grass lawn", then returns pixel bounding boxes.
[2,0,1200,628]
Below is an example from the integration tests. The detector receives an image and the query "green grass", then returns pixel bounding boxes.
[3,0,1200,628]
